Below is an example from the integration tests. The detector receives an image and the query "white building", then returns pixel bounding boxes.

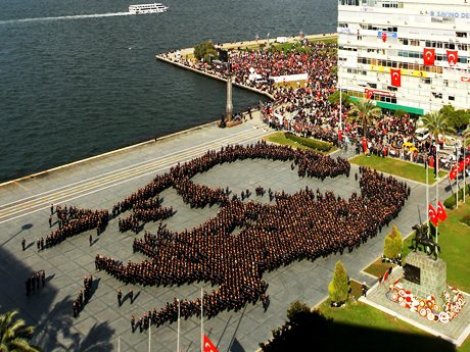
[337,0,470,115]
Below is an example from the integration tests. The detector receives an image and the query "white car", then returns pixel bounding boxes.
[415,127,430,141]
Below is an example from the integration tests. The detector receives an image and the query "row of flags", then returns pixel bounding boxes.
[380,32,460,66]
[428,202,447,227]
[386,49,459,88]
[449,156,470,180]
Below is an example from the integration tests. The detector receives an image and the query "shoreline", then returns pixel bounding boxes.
[0,120,216,188]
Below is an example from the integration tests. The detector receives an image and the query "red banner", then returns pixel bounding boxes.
[423,48,435,66]
[446,50,458,65]
[390,69,401,87]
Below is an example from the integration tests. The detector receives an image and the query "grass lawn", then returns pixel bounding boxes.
[402,197,470,293]
[349,279,364,299]
[264,132,335,154]
[363,258,395,278]
[317,299,469,351]
[349,154,446,184]
[317,299,424,336]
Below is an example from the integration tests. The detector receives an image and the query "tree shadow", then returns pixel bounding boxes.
[0,242,115,352]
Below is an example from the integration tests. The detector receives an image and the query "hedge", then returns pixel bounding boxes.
[443,184,470,209]
[285,133,333,152]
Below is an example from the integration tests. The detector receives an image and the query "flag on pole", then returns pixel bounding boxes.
[437,201,447,222]
[446,50,458,65]
[423,48,436,66]
[458,160,465,173]
[428,155,435,169]
[381,31,387,42]
[203,335,219,352]
[338,129,343,142]
[390,69,401,87]
[428,204,439,226]
[449,165,458,180]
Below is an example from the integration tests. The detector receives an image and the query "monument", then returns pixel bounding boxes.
[226,73,233,121]
[402,251,447,306]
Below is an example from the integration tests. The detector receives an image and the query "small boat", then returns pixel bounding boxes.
[128,3,168,14]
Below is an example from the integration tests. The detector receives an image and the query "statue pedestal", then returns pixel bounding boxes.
[402,252,447,305]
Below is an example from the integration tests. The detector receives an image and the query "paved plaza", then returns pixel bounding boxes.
[0,117,454,352]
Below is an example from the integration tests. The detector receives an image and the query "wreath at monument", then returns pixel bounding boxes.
[386,280,466,324]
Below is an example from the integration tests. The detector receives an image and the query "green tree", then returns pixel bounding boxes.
[439,105,470,131]
[347,100,382,137]
[394,109,407,118]
[0,311,40,352]
[464,124,470,147]
[193,40,218,62]
[383,225,403,259]
[421,111,455,145]
[328,90,351,107]
[287,300,311,324]
[328,260,349,304]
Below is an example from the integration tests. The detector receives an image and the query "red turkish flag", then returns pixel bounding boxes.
[362,138,368,152]
[428,204,439,226]
[437,201,447,222]
[446,50,458,65]
[449,166,458,180]
[465,155,470,167]
[203,335,219,352]
[428,155,435,169]
[390,69,401,87]
[365,89,374,99]
[459,160,465,173]
[381,32,387,42]
[423,48,436,66]
[338,129,343,142]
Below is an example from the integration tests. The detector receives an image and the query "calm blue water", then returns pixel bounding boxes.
[0,0,337,182]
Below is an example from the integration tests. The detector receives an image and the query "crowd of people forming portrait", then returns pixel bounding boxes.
[92,142,409,332]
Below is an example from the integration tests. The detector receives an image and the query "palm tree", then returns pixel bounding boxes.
[0,311,40,352]
[420,111,455,145]
[463,123,470,147]
[347,100,382,137]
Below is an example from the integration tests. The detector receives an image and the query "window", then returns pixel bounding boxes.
[456,32,468,38]
[448,96,455,101]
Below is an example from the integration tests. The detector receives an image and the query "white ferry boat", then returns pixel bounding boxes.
[128,3,168,14]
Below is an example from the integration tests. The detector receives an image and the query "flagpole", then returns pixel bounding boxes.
[426,155,429,235]
[436,147,439,247]
[201,288,204,352]
[177,299,180,352]
[118,336,121,352]
[148,324,151,352]
[464,145,467,202]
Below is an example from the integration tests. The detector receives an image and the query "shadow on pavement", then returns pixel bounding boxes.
[0,235,115,351]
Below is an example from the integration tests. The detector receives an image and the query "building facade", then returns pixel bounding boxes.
[337,0,470,115]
